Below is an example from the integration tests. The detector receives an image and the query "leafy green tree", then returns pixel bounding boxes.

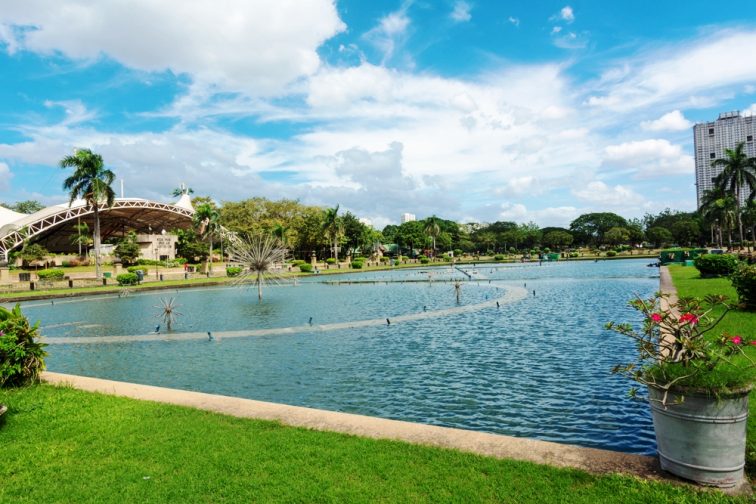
[646,227,674,248]
[712,142,756,246]
[60,148,115,279]
[395,220,426,257]
[175,229,208,263]
[699,188,737,248]
[114,232,141,265]
[18,243,49,268]
[518,222,542,249]
[381,224,399,244]
[70,221,93,258]
[1,200,45,214]
[272,223,290,248]
[604,227,630,246]
[542,230,573,250]
[671,220,700,247]
[193,203,220,273]
[570,213,628,246]
[322,205,344,260]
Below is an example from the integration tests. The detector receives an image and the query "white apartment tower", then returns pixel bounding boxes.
[694,111,755,208]
[400,213,416,223]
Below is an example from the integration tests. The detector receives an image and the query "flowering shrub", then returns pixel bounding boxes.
[606,294,756,404]
[0,304,47,387]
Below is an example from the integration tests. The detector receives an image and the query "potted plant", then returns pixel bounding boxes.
[606,294,756,488]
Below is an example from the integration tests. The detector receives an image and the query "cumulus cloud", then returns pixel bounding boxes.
[450,1,472,22]
[640,110,693,131]
[0,162,11,191]
[560,6,575,22]
[572,181,646,207]
[603,139,693,177]
[508,16,520,27]
[0,0,344,95]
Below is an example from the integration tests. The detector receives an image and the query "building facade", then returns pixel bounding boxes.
[694,111,755,208]
[400,213,416,223]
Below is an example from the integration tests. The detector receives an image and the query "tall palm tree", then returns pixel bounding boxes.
[700,187,737,248]
[424,216,441,257]
[193,203,220,273]
[322,205,343,261]
[60,149,115,279]
[171,186,194,197]
[70,220,92,258]
[712,142,756,247]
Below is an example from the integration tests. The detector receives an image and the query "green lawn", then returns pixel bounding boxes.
[668,265,756,480]
[0,384,744,503]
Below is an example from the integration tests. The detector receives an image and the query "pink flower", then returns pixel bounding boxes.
[750,340,756,346]
[731,336,743,345]
[679,313,699,325]
[650,313,663,324]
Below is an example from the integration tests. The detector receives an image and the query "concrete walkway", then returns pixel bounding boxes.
[42,371,663,480]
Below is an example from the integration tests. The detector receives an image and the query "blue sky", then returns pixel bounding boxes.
[1,0,756,229]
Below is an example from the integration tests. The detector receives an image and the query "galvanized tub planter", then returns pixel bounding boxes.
[648,385,751,488]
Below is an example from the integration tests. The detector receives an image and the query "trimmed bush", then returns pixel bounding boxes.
[127,266,148,274]
[325,258,337,265]
[379,256,389,263]
[116,273,139,286]
[694,253,739,278]
[37,269,65,280]
[351,260,364,269]
[226,266,242,277]
[606,250,617,257]
[0,304,47,387]
[569,252,579,258]
[419,257,430,264]
[298,263,313,273]
[493,254,505,261]
[730,263,756,310]
[290,260,305,266]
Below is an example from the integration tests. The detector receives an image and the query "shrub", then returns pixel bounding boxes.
[419,257,430,264]
[351,260,364,269]
[0,304,46,387]
[730,263,756,310]
[493,254,505,261]
[380,256,389,263]
[37,269,65,280]
[226,266,242,277]
[694,254,739,278]
[298,263,313,273]
[606,250,617,257]
[569,252,579,258]
[453,249,463,257]
[127,265,148,274]
[116,273,139,286]
[290,260,305,266]
[326,258,337,264]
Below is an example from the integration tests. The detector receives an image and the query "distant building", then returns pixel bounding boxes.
[694,111,756,208]
[401,213,416,223]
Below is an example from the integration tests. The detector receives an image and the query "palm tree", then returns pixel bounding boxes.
[172,186,194,197]
[193,203,220,274]
[322,205,343,261]
[226,234,287,302]
[60,149,115,279]
[712,142,756,247]
[70,220,92,258]
[272,223,290,248]
[700,187,737,248]
[424,216,441,257]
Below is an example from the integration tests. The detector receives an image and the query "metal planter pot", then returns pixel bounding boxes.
[648,386,750,488]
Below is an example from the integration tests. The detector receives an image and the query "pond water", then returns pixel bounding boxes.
[14,258,659,454]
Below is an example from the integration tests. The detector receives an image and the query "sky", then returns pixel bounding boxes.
[1,1,756,229]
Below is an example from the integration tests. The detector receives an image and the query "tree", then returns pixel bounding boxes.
[646,227,674,248]
[322,205,343,261]
[272,223,290,248]
[171,186,194,197]
[193,203,220,273]
[712,142,756,247]
[1,200,45,214]
[18,243,49,269]
[699,188,737,248]
[671,220,700,247]
[542,230,573,250]
[114,232,141,265]
[570,213,628,246]
[70,221,92,258]
[60,148,116,279]
[423,216,441,257]
[604,227,630,247]
[174,229,208,263]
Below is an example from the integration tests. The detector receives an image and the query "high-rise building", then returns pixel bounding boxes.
[694,111,755,208]
[400,213,416,223]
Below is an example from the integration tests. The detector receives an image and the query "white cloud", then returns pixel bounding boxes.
[587,29,756,111]
[744,103,756,115]
[572,181,646,207]
[552,31,588,49]
[450,1,472,23]
[0,162,10,191]
[640,110,693,132]
[551,26,562,34]
[363,9,410,64]
[0,0,344,95]
[560,6,575,23]
[508,16,520,27]
[496,176,540,197]
[603,139,693,177]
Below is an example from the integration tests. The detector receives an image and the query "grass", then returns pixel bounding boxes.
[668,265,756,480]
[0,384,746,503]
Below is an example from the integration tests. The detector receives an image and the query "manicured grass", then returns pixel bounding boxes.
[0,384,744,503]
[668,265,756,480]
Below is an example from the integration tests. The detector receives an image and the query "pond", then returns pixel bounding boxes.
[14,258,659,454]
